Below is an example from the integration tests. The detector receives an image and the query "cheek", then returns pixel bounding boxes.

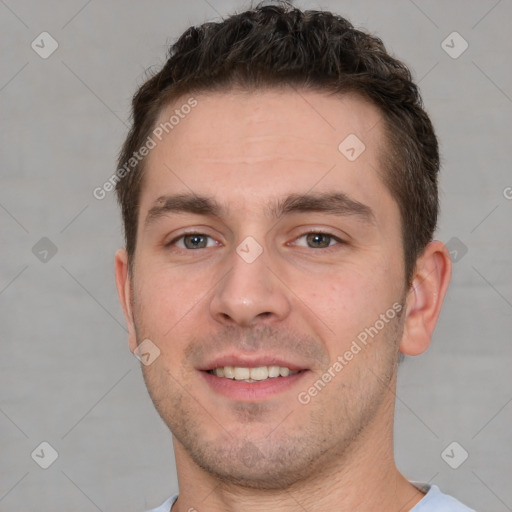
[133,263,199,340]
[300,261,402,345]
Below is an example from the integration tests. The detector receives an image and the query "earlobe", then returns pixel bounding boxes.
[114,249,138,353]
[400,241,452,356]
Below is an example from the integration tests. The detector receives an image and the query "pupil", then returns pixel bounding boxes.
[307,233,330,248]
[185,235,206,249]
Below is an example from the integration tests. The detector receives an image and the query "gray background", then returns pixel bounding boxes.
[1,1,511,511]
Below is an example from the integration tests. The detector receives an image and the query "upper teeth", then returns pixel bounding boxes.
[211,366,297,381]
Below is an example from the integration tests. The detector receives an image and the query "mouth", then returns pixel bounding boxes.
[200,359,309,401]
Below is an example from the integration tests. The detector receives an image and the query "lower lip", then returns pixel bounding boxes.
[200,370,308,401]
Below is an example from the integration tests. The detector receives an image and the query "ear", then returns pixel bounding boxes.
[400,240,452,356]
[114,249,138,353]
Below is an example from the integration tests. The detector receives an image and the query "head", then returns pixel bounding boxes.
[115,4,451,489]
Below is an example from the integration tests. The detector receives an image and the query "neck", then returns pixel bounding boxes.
[171,393,424,512]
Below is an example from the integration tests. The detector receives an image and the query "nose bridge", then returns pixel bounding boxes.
[209,236,290,326]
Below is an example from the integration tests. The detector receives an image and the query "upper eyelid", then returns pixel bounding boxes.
[294,231,343,240]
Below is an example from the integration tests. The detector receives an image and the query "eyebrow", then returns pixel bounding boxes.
[273,192,375,224]
[145,193,223,228]
[144,191,375,228]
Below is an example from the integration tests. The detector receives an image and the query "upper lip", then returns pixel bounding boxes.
[198,353,308,372]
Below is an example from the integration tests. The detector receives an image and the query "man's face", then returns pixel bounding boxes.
[127,89,408,488]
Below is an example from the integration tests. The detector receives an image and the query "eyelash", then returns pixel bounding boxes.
[166,231,346,251]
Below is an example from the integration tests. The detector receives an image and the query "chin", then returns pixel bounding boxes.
[191,445,319,490]
[175,426,337,491]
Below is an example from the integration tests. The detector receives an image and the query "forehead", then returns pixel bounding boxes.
[139,87,395,226]
[152,87,383,160]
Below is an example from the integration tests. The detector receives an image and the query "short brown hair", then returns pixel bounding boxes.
[116,3,439,284]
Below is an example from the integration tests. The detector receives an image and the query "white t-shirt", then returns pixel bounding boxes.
[146,484,476,511]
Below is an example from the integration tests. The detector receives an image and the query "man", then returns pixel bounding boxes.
[114,4,475,511]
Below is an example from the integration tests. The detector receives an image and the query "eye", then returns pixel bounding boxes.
[294,232,343,249]
[170,233,218,250]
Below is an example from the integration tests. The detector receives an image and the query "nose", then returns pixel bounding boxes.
[209,244,291,327]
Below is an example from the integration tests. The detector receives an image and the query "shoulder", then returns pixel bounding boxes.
[411,484,476,512]
[146,487,476,512]
[145,494,178,512]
